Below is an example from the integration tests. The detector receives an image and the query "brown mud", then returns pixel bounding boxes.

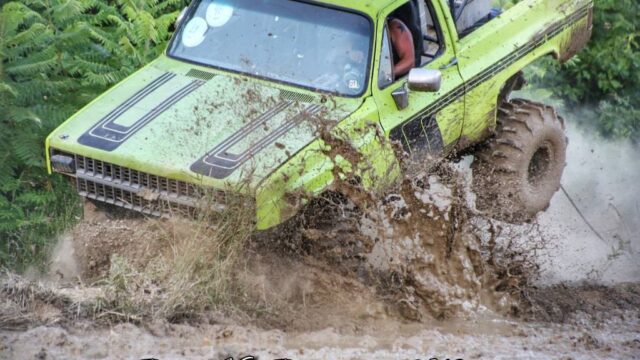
[4,162,552,327]
[264,164,536,323]
[1,202,639,358]
[2,274,639,359]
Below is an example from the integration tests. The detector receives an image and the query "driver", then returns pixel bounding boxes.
[388,17,415,77]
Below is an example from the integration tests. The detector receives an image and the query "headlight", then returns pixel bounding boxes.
[51,154,76,174]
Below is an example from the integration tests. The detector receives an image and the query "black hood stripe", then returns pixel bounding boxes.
[191,104,322,179]
[208,100,293,156]
[207,104,322,164]
[79,73,204,151]
[94,72,175,133]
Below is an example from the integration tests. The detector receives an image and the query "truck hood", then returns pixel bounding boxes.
[48,57,360,190]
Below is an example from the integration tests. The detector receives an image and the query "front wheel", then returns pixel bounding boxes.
[471,99,567,223]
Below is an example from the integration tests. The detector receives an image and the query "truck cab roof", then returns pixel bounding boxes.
[310,0,397,17]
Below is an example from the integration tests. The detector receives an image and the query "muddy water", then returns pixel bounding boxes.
[2,301,639,359]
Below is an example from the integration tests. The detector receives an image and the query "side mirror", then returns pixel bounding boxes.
[408,68,442,92]
[176,7,188,28]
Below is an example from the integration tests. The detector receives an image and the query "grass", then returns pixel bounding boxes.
[2,168,262,324]
[99,189,257,321]
[0,174,258,324]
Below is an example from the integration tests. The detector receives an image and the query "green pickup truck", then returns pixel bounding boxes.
[46,0,593,229]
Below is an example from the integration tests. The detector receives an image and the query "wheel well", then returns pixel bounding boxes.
[497,52,557,106]
[455,51,559,157]
[498,71,527,106]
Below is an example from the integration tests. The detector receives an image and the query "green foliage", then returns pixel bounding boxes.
[527,0,640,140]
[0,0,187,270]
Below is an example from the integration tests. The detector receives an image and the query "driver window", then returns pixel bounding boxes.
[378,0,444,89]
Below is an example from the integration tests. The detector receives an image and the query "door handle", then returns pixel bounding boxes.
[439,57,458,70]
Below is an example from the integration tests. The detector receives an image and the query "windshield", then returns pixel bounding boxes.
[168,0,372,96]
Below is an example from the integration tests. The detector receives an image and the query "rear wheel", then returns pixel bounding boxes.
[471,99,567,223]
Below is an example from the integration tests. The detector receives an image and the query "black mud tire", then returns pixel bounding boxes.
[471,99,567,223]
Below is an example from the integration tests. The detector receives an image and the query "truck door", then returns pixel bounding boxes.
[374,0,465,165]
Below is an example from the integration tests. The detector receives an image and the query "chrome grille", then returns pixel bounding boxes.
[71,155,228,217]
[75,155,210,199]
[77,177,196,217]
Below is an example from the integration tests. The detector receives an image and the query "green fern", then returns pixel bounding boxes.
[0,0,188,270]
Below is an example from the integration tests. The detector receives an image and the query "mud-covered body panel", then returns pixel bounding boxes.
[47,57,357,191]
[456,0,593,142]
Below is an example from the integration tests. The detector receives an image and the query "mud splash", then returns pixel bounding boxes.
[358,175,488,320]
[253,158,535,323]
[33,159,537,328]
[2,137,639,359]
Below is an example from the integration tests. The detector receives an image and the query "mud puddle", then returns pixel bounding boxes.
[2,283,639,359]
